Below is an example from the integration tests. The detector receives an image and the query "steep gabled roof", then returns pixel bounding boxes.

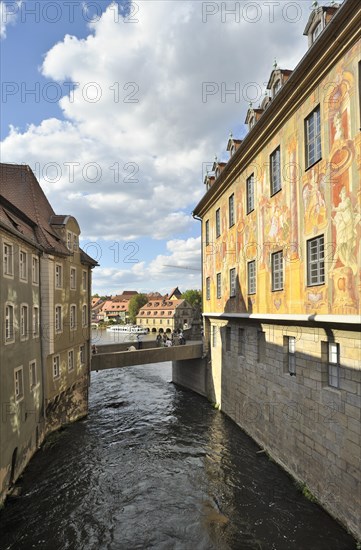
[0,164,70,255]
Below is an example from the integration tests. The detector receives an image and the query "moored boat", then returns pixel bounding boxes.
[106,324,148,334]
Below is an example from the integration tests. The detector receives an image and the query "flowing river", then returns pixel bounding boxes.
[0,356,356,549]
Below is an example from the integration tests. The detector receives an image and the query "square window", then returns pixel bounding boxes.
[53,356,60,379]
[216,272,221,299]
[246,174,254,214]
[271,250,283,291]
[270,146,281,195]
[3,242,14,276]
[230,268,236,297]
[216,209,221,238]
[14,367,24,400]
[55,305,62,333]
[19,250,27,281]
[206,277,211,300]
[307,235,325,286]
[55,264,63,288]
[247,260,256,295]
[205,220,210,246]
[229,194,235,227]
[5,304,14,342]
[305,106,321,168]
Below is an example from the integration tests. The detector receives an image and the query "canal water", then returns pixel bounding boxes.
[0,360,356,550]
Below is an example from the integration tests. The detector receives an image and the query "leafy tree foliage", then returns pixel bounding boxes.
[128,293,148,323]
[182,289,202,310]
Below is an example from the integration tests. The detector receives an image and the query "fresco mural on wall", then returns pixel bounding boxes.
[202,45,360,317]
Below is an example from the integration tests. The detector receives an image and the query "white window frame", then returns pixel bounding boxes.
[273,79,281,97]
[305,105,321,168]
[307,235,325,286]
[246,174,254,214]
[14,366,24,401]
[55,264,63,289]
[68,349,75,372]
[55,305,63,333]
[70,267,76,290]
[247,260,256,295]
[3,242,14,277]
[53,355,60,380]
[270,146,281,195]
[271,250,283,291]
[33,305,40,337]
[5,303,15,343]
[29,360,37,390]
[19,249,28,282]
[70,304,77,331]
[328,343,340,388]
[67,231,72,251]
[20,303,29,341]
[216,272,221,299]
[32,255,39,285]
[230,268,236,297]
[312,21,322,43]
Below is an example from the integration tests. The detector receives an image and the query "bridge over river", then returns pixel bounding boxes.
[91,340,204,371]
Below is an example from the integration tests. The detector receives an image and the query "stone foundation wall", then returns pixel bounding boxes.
[173,318,361,541]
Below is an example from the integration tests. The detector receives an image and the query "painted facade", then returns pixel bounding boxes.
[202,38,360,318]
[192,1,361,541]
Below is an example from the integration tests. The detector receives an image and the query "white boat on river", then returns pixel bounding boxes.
[106,324,148,334]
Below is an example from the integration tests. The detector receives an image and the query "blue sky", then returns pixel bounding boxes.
[0,0,316,295]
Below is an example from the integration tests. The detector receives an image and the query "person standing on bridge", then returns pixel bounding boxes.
[137,334,143,350]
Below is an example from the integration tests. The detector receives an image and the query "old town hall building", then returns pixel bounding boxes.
[193,0,361,540]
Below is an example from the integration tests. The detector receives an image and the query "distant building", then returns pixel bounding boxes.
[136,291,194,333]
[0,163,97,505]
[100,299,131,324]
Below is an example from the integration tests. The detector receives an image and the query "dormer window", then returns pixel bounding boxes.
[273,80,281,97]
[215,167,219,178]
[67,231,72,251]
[312,21,322,43]
[230,145,235,157]
[249,117,255,129]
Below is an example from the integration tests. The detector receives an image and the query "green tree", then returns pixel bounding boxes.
[128,293,148,324]
[182,289,202,310]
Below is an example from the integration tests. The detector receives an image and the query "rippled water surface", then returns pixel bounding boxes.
[0,362,356,550]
